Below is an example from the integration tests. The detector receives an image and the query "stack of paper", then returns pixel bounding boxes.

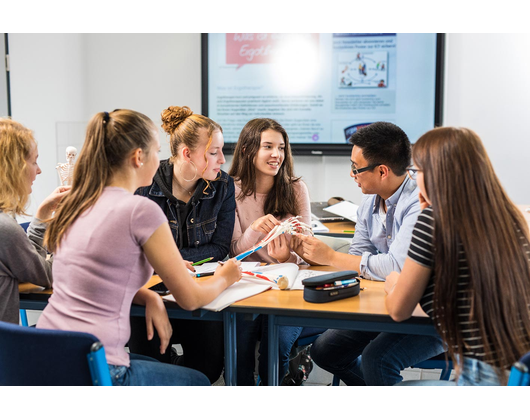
[323,201,359,223]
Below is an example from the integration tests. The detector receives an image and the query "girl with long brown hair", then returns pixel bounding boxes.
[37,109,241,386]
[385,126,530,385]
[229,118,312,385]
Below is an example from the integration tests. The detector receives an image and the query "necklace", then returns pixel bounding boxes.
[173,176,194,197]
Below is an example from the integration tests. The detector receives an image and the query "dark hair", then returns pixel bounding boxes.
[349,122,411,176]
[413,126,530,382]
[229,118,300,218]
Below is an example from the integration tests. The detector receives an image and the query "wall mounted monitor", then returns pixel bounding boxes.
[202,33,444,155]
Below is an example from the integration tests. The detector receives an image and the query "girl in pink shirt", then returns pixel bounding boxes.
[229,118,313,385]
[229,119,311,264]
[38,109,241,386]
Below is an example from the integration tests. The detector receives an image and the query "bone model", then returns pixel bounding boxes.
[233,216,314,289]
[56,146,77,186]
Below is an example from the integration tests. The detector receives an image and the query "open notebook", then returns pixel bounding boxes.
[163,263,332,312]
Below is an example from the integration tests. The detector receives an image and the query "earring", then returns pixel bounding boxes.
[180,161,197,182]
[140,163,144,167]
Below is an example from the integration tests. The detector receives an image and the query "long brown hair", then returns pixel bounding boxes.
[229,118,300,218]
[413,127,530,380]
[0,118,35,215]
[45,109,156,252]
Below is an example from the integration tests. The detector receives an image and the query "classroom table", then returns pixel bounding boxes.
[319,220,357,238]
[17,204,530,386]
[229,265,435,386]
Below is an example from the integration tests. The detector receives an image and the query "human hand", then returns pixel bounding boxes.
[215,258,242,286]
[295,235,334,266]
[183,260,195,272]
[385,271,400,295]
[268,234,291,263]
[250,214,280,235]
[35,186,71,220]
[145,291,172,354]
[418,192,429,211]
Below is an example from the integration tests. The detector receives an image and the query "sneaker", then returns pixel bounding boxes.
[281,346,314,386]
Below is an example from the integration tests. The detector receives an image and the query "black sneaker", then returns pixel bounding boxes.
[281,346,314,386]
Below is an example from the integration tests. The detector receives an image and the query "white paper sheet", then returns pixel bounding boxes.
[323,201,359,223]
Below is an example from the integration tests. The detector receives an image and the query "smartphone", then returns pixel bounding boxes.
[149,281,170,296]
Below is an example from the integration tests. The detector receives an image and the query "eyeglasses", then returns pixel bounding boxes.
[351,163,380,176]
[406,167,421,180]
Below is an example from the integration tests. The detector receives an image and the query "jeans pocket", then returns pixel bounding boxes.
[108,364,127,386]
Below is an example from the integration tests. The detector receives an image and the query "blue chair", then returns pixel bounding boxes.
[18,221,31,326]
[19,309,29,327]
[0,321,112,386]
[413,353,453,381]
[508,351,530,386]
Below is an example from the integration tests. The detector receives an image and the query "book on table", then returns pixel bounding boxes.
[163,263,333,312]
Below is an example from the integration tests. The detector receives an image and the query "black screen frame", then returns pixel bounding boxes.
[201,33,445,156]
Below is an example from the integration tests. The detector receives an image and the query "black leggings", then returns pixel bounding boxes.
[128,316,224,384]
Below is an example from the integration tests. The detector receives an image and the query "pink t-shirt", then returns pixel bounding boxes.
[37,187,167,367]
[230,180,311,264]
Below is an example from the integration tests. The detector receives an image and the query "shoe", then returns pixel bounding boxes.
[281,346,314,386]
[170,346,182,365]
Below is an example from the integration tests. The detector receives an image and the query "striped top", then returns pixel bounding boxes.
[408,206,529,366]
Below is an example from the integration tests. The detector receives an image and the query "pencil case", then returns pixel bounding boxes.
[302,271,360,303]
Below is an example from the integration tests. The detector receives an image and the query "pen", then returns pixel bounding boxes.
[318,279,359,288]
[192,257,213,266]
[343,230,356,233]
[316,282,358,291]
[194,271,216,278]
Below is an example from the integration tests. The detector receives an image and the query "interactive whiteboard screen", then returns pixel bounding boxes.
[203,33,443,155]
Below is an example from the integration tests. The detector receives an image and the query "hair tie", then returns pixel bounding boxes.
[103,112,110,124]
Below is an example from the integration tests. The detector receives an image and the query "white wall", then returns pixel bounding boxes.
[8,33,530,217]
[443,33,530,205]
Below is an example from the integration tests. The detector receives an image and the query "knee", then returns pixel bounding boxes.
[310,336,328,367]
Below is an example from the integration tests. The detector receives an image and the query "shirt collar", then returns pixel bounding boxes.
[373,176,412,213]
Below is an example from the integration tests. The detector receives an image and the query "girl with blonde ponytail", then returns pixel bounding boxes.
[38,109,242,386]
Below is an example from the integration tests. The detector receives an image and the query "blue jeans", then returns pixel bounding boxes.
[109,353,210,386]
[236,314,303,385]
[311,330,445,386]
[397,357,503,386]
[457,357,503,386]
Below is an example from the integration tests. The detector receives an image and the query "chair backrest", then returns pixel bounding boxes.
[0,321,112,386]
[508,351,530,386]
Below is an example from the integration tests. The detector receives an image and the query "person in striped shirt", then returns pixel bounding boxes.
[385,126,530,385]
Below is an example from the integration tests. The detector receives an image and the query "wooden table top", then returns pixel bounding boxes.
[230,265,428,319]
[322,220,356,235]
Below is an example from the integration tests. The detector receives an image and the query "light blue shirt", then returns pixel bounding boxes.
[349,177,420,281]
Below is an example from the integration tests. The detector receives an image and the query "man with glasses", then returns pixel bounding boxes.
[294,121,444,386]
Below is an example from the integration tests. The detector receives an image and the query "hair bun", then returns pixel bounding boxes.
[161,106,193,134]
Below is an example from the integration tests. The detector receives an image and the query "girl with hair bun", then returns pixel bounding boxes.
[38,109,241,386]
[128,106,236,383]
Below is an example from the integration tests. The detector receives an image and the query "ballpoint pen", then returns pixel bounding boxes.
[194,271,216,278]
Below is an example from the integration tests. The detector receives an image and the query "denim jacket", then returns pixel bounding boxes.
[136,159,236,262]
